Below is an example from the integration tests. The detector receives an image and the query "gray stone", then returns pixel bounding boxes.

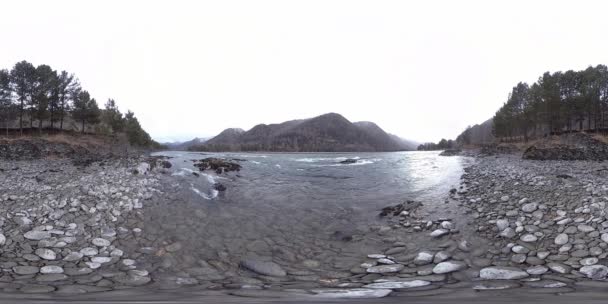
[24,230,51,240]
[364,280,430,289]
[522,202,538,213]
[92,238,111,247]
[547,262,571,274]
[36,274,68,282]
[577,224,595,232]
[166,242,183,252]
[511,254,526,264]
[496,219,509,231]
[20,284,55,293]
[479,266,529,280]
[63,251,84,261]
[554,233,568,245]
[241,258,287,277]
[473,281,520,290]
[433,251,450,263]
[430,229,449,238]
[580,257,599,266]
[13,266,40,275]
[91,256,112,264]
[433,261,467,274]
[40,265,64,274]
[579,265,608,280]
[500,228,516,238]
[414,251,434,265]
[311,288,392,298]
[526,265,549,275]
[366,264,404,273]
[35,248,56,260]
[520,234,538,242]
[80,247,98,256]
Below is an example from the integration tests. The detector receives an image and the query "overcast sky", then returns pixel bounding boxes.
[1,0,607,143]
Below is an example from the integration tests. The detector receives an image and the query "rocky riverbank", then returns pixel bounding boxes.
[0,155,169,294]
[344,154,608,298]
[4,146,608,300]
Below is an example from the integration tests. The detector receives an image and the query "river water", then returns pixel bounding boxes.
[144,151,469,284]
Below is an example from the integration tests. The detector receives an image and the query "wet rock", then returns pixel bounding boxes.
[379,201,422,217]
[193,158,242,174]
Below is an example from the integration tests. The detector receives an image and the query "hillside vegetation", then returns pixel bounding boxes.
[492,65,608,141]
[0,60,158,148]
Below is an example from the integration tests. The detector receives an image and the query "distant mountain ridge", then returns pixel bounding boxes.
[164,137,209,150]
[193,113,417,152]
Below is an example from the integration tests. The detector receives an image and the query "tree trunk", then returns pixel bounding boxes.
[19,99,23,136]
[50,110,54,130]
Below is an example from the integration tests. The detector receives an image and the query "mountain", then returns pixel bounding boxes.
[165,137,209,150]
[205,128,245,145]
[198,113,416,152]
[456,118,495,146]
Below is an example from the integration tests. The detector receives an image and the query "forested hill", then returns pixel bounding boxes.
[491,65,608,141]
[455,118,494,146]
[195,113,416,152]
[0,60,158,147]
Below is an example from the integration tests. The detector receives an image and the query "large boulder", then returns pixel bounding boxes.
[193,158,242,174]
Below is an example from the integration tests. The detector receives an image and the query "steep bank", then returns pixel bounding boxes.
[0,134,151,165]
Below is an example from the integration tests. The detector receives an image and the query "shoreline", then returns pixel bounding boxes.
[2,150,608,300]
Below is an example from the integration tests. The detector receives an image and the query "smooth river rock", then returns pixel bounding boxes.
[240,258,287,277]
[366,264,404,274]
[432,261,467,274]
[479,266,529,280]
[364,280,431,289]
